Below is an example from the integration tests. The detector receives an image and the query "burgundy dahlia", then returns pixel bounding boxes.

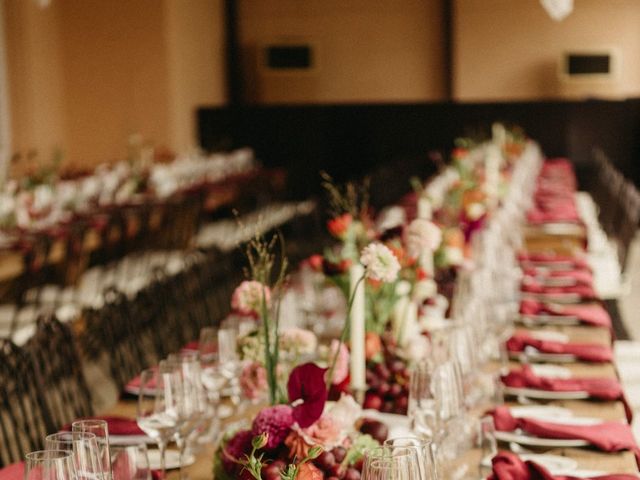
[251,405,295,450]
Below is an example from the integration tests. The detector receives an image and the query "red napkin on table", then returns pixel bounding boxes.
[181,340,200,352]
[0,463,23,480]
[62,416,145,436]
[488,451,638,480]
[522,268,594,286]
[502,365,622,400]
[517,253,590,271]
[506,332,613,362]
[519,299,612,329]
[491,406,640,462]
[520,279,596,299]
[502,365,632,422]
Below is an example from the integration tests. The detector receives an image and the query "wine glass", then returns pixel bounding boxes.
[383,437,439,480]
[408,361,438,439]
[165,354,205,479]
[110,444,152,480]
[135,367,180,479]
[24,450,77,480]
[44,432,105,480]
[362,446,422,480]
[71,419,112,480]
[218,327,242,408]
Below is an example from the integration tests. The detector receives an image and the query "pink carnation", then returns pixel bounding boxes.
[239,361,268,400]
[251,405,295,450]
[231,280,271,316]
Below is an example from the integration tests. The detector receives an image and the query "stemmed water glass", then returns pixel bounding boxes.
[362,446,422,480]
[25,450,77,480]
[199,327,226,438]
[71,419,112,480]
[408,361,438,439]
[165,354,206,480]
[44,432,105,480]
[135,366,180,479]
[383,437,439,480]
[110,444,152,480]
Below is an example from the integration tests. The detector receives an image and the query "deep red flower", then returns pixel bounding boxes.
[287,363,328,428]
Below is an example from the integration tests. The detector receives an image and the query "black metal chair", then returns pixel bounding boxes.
[26,315,93,430]
[0,339,51,467]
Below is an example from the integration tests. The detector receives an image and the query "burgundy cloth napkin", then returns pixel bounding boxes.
[517,253,590,271]
[519,299,612,329]
[502,365,622,400]
[522,268,594,286]
[491,406,640,462]
[502,366,632,422]
[0,462,23,480]
[182,340,200,352]
[520,279,596,299]
[488,451,638,480]
[506,332,613,362]
[62,416,145,436]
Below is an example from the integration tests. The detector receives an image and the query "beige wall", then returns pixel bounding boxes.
[453,0,640,102]
[238,0,447,104]
[4,0,226,175]
[5,0,67,173]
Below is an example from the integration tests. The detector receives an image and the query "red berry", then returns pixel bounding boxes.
[389,384,402,397]
[344,467,361,480]
[363,393,383,410]
[332,446,347,464]
[315,450,336,470]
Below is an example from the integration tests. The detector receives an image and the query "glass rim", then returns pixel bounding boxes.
[71,419,109,429]
[25,449,73,461]
[383,435,433,447]
[46,431,98,442]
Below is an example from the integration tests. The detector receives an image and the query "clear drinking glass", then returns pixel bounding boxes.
[24,450,77,480]
[408,361,438,439]
[478,416,498,479]
[71,419,112,480]
[44,432,105,480]
[362,446,422,480]
[135,367,180,479]
[383,437,439,480]
[110,444,152,480]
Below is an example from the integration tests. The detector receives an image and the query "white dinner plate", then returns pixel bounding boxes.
[529,330,570,343]
[360,410,412,438]
[109,434,155,446]
[481,454,578,474]
[509,349,577,363]
[494,430,590,448]
[147,449,195,470]
[530,364,572,379]
[519,314,581,327]
[504,386,590,400]
[510,405,573,420]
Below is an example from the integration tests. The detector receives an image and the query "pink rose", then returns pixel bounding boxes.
[231,280,271,316]
[239,361,268,400]
[328,340,350,385]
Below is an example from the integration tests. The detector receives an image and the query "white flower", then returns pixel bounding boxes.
[360,242,401,283]
[326,394,362,431]
[231,280,271,316]
[375,206,406,233]
[443,246,464,266]
[465,202,486,221]
[279,327,317,355]
[398,335,431,363]
[405,219,442,258]
[412,279,437,303]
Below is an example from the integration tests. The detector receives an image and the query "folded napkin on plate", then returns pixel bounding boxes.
[62,416,145,436]
[522,268,594,286]
[488,451,638,480]
[491,406,640,462]
[0,463,23,480]
[517,253,590,271]
[502,365,622,400]
[502,366,632,422]
[519,299,612,329]
[520,279,596,299]
[506,332,613,362]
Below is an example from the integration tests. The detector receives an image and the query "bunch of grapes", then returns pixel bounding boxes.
[363,357,410,414]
